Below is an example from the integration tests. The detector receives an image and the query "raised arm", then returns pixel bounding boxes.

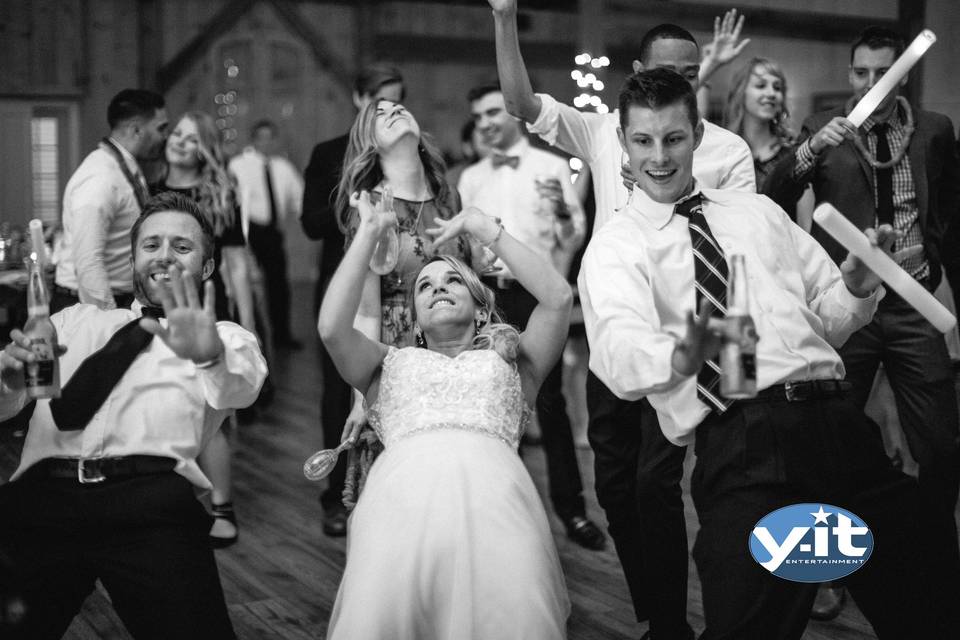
[427,207,572,403]
[489,0,542,123]
[317,191,393,394]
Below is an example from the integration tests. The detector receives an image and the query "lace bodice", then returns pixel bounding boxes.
[367,347,530,449]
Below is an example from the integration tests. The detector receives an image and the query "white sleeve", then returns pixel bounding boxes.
[196,323,268,410]
[527,93,607,164]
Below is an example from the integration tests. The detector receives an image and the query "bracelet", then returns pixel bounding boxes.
[194,354,222,369]
[482,223,504,248]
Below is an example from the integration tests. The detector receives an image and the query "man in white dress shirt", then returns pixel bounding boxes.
[229,119,304,349]
[458,84,605,550]
[486,2,754,635]
[55,89,169,312]
[579,67,954,640]
[0,193,267,639]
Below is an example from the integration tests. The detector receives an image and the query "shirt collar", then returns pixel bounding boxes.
[491,136,529,160]
[863,101,904,133]
[628,180,703,230]
[108,137,142,175]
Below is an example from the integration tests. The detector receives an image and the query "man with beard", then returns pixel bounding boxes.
[0,192,266,639]
[54,89,169,312]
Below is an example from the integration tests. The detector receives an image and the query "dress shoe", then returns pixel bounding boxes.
[810,583,846,621]
[564,515,606,551]
[209,502,238,549]
[322,506,348,537]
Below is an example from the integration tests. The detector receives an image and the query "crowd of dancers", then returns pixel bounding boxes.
[2,1,960,639]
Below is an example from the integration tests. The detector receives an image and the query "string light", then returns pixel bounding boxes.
[567,51,612,180]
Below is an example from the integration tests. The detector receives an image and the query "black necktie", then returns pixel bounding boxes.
[674,194,733,414]
[491,154,520,169]
[264,160,277,228]
[49,306,164,431]
[874,123,895,227]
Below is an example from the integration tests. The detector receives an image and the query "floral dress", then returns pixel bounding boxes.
[346,192,472,348]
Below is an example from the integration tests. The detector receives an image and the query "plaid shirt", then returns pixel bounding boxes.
[795,105,928,281]
[862,109,927,281]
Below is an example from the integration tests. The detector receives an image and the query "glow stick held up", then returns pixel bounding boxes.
[846,30,936,127]
[813,204,956,333]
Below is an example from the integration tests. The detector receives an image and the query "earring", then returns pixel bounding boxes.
[474,318,482,336]
[415,327,426,347]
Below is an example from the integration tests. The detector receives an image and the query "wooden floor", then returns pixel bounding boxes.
[1,281,954,640]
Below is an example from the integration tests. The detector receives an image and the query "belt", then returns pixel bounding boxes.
[740,380,852,404]
[25,455,177,484]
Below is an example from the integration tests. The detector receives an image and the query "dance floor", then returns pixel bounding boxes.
[1,281,955,639]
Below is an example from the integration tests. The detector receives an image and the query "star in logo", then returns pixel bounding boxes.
[811,505,832,525]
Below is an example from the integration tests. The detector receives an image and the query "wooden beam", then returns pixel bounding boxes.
[157,0,257,92]
[372,34,574,69]
[137,0,163,91]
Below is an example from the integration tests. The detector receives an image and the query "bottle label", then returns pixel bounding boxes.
[25,337,57,388]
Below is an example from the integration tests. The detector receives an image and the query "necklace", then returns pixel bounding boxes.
[846,95,915,170]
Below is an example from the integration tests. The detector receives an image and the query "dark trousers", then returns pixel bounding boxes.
[248,222,293,344]
[316,276,350,510]
[490,280,586,521]
[0,471,235,640]
[586,372,690,639]
[837,290,960,619]
[691,394,955,639]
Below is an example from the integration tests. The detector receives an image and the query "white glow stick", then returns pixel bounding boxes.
[847,30,936,127]
[813,204,955,333]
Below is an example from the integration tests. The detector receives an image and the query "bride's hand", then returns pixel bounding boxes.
[350,189,397,235]
[426,207,501,247]
[341,399,367,445]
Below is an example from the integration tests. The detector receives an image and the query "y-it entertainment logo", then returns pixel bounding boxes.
[749,503,874,582]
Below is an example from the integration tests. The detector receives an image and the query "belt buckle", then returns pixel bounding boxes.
[783,381,808,402]
[77,458,106,484]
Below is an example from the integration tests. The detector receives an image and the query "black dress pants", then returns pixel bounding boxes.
[586,372,690,639]
[0,471,235,640]
[489,279,586,522]
[837,289,960,623]
[248,221,293,344]
[691,393,955,639]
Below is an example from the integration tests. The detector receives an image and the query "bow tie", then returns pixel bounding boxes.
[491,154,520,170]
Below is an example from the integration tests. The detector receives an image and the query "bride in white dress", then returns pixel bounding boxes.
[318,191,572,639]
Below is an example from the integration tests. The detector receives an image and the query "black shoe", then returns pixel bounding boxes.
[564,515,606,550]
[810,584,846,621]
[322,505,347,537]
[209,502,239,549]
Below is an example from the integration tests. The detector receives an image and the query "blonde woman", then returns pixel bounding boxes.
[153,110,256,546]
[320,193,571,639]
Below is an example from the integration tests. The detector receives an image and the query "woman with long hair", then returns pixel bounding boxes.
[334,99,476,453]
[724,57,813,225]
[319,194,571,638]
[154,110,256,547]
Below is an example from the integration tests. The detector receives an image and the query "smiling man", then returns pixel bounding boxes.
[579,67,957,640]
[767,25,960,622]
[0,192,266,639]
[457,84,603,551]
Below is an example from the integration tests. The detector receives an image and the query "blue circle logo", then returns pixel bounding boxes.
[749,503,874,582]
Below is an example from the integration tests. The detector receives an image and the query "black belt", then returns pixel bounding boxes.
[24,455,176,484]
[741,380,851,404]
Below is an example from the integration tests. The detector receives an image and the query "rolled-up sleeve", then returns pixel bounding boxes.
[196,322,268,410]
[528,93,606,165]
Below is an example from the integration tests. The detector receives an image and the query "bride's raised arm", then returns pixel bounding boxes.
[427,207,572,399]
[318,190,395,395]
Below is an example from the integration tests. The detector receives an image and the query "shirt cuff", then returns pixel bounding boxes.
[526,93,559,146]
[794,139,818,177]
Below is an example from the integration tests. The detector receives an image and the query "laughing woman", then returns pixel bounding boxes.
[319,194,571,639]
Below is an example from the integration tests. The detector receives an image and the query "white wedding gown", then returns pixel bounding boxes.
[326,347,570,640]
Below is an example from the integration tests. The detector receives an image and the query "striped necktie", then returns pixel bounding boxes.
[674,194,733,414]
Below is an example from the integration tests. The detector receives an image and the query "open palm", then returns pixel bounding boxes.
[140,266,223,363]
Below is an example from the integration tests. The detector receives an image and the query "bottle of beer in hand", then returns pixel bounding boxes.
[720,254,758,399]
[23,219,60,399]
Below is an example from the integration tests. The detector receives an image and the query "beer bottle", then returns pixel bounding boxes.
[23,219,60,399]
[720,254,758,398]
